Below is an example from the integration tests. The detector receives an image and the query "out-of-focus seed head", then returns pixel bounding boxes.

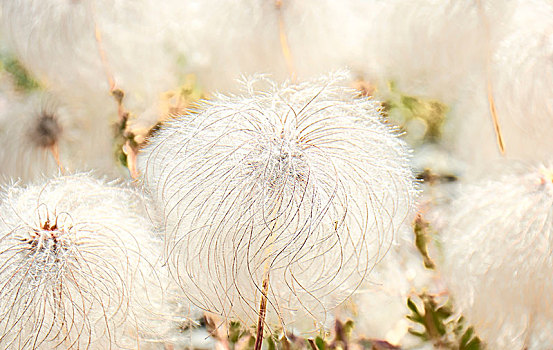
[0,93,120,182]
[438,164,553,349]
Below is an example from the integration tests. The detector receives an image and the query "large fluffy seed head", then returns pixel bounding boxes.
[438,165,553,349]
[140,74,417,335]
[488,0,553,162]
[492,0,553,133]
[165,0,286,93]
[0,174,173,349]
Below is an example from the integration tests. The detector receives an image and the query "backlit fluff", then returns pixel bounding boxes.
[139,74,417,335]
[0,0,178,116]
[0,174,174,349]
[491,0,553,158]
[449,0,553,177]
[438,164,553,349]
[0,93,118,182]
[359,0,513,104]
[353,230,433,347]
[169,0,366,92]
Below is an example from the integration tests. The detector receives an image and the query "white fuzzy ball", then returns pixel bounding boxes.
[0,93,119,182]
[172,0,367,92]
[0,0,178,115]
[439,164,553,349]
[0,174,180,349]
[491,0,553,145]
[359,0,513,104]
[448,0,553,177]
[139,73,417,335]
[167,0,286,92]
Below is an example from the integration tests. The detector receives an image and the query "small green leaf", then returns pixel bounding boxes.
[228,321,242,343]
[342,320,355,340]
[315,336,326,350]
[0,54,41,91]
[266,335,276,350]
[407,298,420,315]
[407,329,428,340]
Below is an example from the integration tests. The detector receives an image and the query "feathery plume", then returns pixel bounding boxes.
[352,229,433,347]
[0,174,178,349]
[359,0,514,104]
[140,73,417,336]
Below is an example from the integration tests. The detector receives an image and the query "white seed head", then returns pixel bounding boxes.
[169,0,366,92]
[0,0,179,114]
[359,0,513,103]
[140,73,417,335]
[0,174,178,349]
[447,0,553,176]
[438,164,553,349]
[0,93,118,183]
[491,0,553,149]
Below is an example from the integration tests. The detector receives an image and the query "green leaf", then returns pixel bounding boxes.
[407,298,420,315]
[228,321,242,343]
[459,327,482,350]
[342,319,355,340]
[407,329,428,340]
[315,336,326,350]
[0,54,41,91]
[266,335,276,350]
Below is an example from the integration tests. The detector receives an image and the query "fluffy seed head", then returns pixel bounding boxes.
[0,0,180,116]
[0,174,173,349]
[0,93,119,182]
[358,0,514,103]
[438,164,553,349]
[447,0,553,176]
[352,233,433,347]
[140,74,417,335]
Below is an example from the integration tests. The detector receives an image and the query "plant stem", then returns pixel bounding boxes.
[254,272,271,350]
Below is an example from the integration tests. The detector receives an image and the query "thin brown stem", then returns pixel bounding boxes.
[49,144,65,174]
[90,3,116,93]
[254,272,271,350]
[477,0,505,155]
[487,81,505,154]
[275,0,297,81]
[89,2,141,179]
